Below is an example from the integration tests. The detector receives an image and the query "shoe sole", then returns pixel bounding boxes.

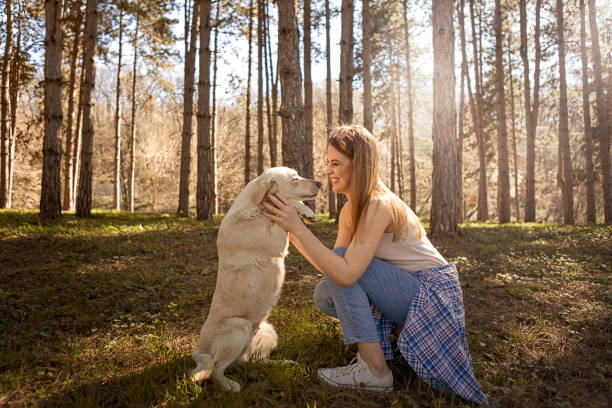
[317,371,393,393]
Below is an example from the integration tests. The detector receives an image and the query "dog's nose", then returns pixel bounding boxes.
[315,181,322,188]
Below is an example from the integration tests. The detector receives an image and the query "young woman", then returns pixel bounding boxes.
[262,125,487,404]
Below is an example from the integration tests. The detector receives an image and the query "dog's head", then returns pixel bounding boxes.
[252,167,321,204]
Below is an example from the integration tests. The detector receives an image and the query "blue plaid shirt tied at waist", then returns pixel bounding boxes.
[372,262,489,405]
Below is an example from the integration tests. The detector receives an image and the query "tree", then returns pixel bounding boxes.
[1,0,13,208]
[494,0,510,223]
[210,0,220,214]
[257,0,264,175]
[470,0,487,221]
[178,0,199,217]
[76,0,99,218]
[277,0,306,176]
[112,1,124,211]
[520,0,542,222]
[40,0,65,220]
[579,0,596,223]
[196,0,212,220]
[62,0,84,211]
[556,0,574,225]
[402,0,415,212]
[244,0,253,185]
[457,0,466,222]
[507,35,520,221]
[325,0,336,219]
[362,0,372,132]
[337,0,353,217]
[588,0,611,224]
[127,16,139,213]
[430,0,457,236]
[304,0,314,183]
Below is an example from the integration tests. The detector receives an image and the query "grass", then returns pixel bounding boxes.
[0,210,610,407]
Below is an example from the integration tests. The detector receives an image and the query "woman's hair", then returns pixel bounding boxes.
[328,124,425,242]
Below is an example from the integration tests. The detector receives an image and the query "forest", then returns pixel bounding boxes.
[0,0,611,407]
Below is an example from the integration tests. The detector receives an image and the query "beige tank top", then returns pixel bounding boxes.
[374,230,447,273]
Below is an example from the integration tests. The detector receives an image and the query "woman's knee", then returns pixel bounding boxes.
[314,281,337,317]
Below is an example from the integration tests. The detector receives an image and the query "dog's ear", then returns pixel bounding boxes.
[253,177,279,204]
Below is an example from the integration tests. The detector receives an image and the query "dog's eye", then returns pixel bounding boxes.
[292,178,299,182]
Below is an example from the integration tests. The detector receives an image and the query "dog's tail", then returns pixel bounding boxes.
[190,352,214,382]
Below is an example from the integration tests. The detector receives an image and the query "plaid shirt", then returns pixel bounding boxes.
[372,263,489,405]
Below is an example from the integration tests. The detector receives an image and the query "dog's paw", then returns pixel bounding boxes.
[219,378,241,392]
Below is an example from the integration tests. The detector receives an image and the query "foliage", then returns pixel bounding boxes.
[0,211,609,406]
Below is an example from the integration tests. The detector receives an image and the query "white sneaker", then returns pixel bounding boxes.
[317,353,393,392]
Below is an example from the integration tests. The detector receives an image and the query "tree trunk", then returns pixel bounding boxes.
[244,0,253,185]
[62,0,83,210]
[8,2,23,209]
[72,54,85,206]
[494,0,510,223]
[210,0,219,215]
[362,0,372,132]
[556,0,574,224]
[337,0,353,218]
[267,1,278,168]
[277,0,306,177]
[457,0,466,222]
[588,0,611,224]
[395,71,404,200]
[40,0,65,220]
[507,35,520,222]
[196,0,212,221]
[430,0,457,236]
[257,0,264,175]
[579,0,595,223]
[1,0,13,208]
[76,0,99,218]
[178,0,199,217]
[521,0,541,222]
[128,17,139,213]
[470,0,487,221]
[263,1,273,171]
[390,57,397,193]
[325,0,336,219]
[401,0,416,212]
[304,0,314,179]
[113,3,124,211]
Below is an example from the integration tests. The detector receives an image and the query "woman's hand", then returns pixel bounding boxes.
[261,193,305,235]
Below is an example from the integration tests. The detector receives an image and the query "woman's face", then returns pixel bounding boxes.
[326,145,353,195]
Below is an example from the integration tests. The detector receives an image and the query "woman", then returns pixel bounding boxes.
[262,125,487,404]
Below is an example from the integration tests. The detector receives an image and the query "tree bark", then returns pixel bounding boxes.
[457,0,466,223]
[470,0,487,221]
[520,0,541,222]
[556,0,574,224]
[112,3,124,211]
[402,0,416,212]
[257,0,264,175]
[494,0,510,223]
[362,0,372,132]
[72,53,85,206]
[128,17,138,213]
[579,0,595,223]
[244,0,254,185]
[1,0,13,208]
[337,0,353,217]
[507,36,520,222]
[76,0,98,218]
[430,0,457,236]
[8,2,23,209]
[62,0,83,210]
[196,0,212,220]
[263,1,273,172]
[266,1,278,168]
[395,70,404,200]
[178,0,199,217]
[588,0,611,224]
[325,0,336,219]
[40,0,65,220]
[277,0,306,177]
[210,0,219,215]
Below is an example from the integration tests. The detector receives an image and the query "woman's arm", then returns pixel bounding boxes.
[263,194,391,287]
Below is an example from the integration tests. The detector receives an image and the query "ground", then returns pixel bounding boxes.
[0,211,610,407]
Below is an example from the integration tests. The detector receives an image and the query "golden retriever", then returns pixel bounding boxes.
[190,167,321,392]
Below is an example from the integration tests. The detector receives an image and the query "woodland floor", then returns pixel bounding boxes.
[0,211,610,407]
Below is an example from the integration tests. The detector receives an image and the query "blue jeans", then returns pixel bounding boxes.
[314,247,421,344]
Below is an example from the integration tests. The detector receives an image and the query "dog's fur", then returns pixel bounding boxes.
[190,167,321,392]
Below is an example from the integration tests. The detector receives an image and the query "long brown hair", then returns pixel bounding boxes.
[328,124,424,242]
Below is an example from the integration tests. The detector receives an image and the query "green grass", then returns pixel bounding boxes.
[0,210,610,407]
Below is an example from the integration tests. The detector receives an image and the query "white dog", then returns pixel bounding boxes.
[190,167,321,392]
